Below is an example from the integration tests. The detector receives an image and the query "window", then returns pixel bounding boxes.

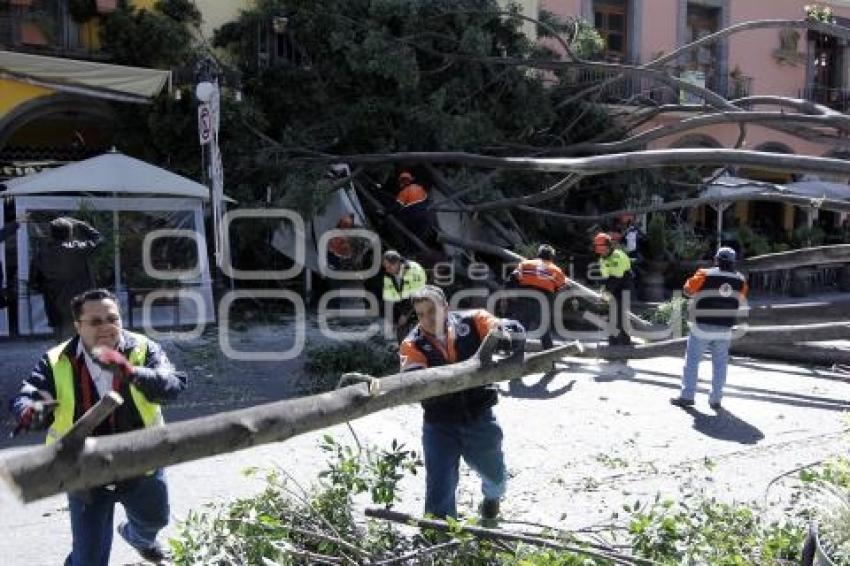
[0,0,98,55]
[594,0,628,62]
[686,4,720,91]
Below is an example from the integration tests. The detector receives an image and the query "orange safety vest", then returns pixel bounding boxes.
[514,258,567,294]
[396,183,428,207]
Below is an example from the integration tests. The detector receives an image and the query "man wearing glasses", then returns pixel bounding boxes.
[9,288,188,565]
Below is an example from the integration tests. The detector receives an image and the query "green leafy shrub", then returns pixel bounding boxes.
[648,296,688,336]
[792,225,826,248]
[735,225,772,257]
[627,496,805,564]
[170,437,422,565]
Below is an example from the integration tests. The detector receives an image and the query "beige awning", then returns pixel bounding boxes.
[0,50,170,103]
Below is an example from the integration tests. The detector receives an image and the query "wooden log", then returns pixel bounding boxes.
[583,321,850,360]
[325,149,850,179]
[744,245,850,272]
[57,391,123,456]
[730,343,850,366]
[0,337,582,502]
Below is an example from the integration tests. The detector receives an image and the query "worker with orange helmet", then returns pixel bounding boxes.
[327,213,356,271]
[508,244,569,350]
[393,170,433,243]
[593,231,635,346]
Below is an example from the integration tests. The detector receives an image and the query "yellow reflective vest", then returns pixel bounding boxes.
[382,260,427,302]
[46,333,164,445]
[599,249,632,279]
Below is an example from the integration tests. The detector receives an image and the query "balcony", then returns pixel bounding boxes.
[0,1,105,60]
[803,84,850,113]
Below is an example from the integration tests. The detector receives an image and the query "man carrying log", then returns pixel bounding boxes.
[507,244,569,350]
[8,288,188,565]
[399,285,524,521]
[670,247,749,411]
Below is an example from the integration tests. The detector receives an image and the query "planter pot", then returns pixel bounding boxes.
[802,523,837,566]
[96,0,117,13]
[640,261,668,303]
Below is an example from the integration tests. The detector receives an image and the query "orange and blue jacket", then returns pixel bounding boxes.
[512,258,567,294]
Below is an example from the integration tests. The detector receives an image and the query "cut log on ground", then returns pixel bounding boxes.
[0,337,581,502]
[730,343,850,367]
[744,245,850,272]
[579,321,850,360]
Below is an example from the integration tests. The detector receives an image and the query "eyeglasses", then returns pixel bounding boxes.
[77,315,121,327]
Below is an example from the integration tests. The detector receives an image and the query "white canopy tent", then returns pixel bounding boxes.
[1,152,217,336]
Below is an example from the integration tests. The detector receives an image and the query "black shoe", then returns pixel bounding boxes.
[118,521,170,563]
[480,499,500,521]
[709,401,722,411]
[669,397,695,408]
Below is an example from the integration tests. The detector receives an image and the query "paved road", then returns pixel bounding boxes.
[0,325,849,564]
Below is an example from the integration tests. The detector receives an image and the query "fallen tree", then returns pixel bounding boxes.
[5,317,850,502]
[0,337,580,502]
[744,245,850,272]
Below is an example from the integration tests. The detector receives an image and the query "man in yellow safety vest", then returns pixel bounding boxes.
[9,288,187,566]
[382,249,427,341]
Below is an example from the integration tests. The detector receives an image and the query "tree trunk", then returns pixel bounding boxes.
[323,149,850,178]
[0,338,581,502]
[744,245,850,272]
[730,343,850,366]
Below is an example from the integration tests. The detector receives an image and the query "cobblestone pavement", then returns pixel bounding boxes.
[0,322,848,564]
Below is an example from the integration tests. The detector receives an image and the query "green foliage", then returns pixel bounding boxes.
[170,437,422,565]
[805,4,836,23]
[213,0,608,157]
[647,214,667,261]
[665,217,709,261]
[99,1,197,68]
[735,225,772,257]
[648,296,688,336]
[799,456,850,563]
[792,225,826,248]
[627,496,805,564]
[304,337,399,393]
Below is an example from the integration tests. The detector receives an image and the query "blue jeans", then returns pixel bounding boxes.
[681,323,732,404]
[65,469,170,566]
[422,409,507,518]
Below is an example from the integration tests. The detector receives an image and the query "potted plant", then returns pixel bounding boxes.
[640,213,668,302]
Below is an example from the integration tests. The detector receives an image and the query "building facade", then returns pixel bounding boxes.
[543,0,850,240]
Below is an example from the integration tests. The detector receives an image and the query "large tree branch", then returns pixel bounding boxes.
[516,190,850,221]
[744,245,850,272]
[303,149,850,178]
[547,112,850,156]
[0,338,582,502]
[434,173,582,212]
